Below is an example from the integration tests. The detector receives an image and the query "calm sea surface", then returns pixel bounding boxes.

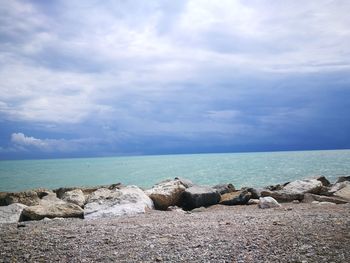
[0,150,349,192]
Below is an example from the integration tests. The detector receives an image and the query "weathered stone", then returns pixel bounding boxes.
[335,176,350,184]
[283,179,323,194]
[174,177,194,188]
[181,186,220,210]
[258,197,281,209]
[303,193,348,204]
[333,184,350,201]
[260,190,304,202]
[328,181,350,194]
[0,203,27,224]
[21,203,83,221]
[62,189,85,207]
[4,191,40,206]
[265,184,284,191]
[145,179,187,210]
[220,190,252,205]
[0,192,8,206]
[54,183,122,199]
[84,186,154,219]
[245,188,262,199]
[310,176,331,186]
[247,199,260,205]
[212,183,235,195]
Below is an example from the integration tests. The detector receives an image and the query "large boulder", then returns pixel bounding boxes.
[258,197,281,209]
[21,203,83,221]
[181,186,220,210]
[260,189,304,202]
[54,183,122,199]
[62,189,85,207]
[329,181,350,194]
[0,203,27,224]
[303,193,348,204]
[333,184,350,201]
[145,179,187,210]
[4,191,40,206]
[212,183,235,195]
[84,186,154,219]
[283,179,323,194]
[220,190,252,205]
[335,176,350,184]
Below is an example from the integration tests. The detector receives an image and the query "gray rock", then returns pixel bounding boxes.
[4,191,41,206]
[303,193,348,204]
[21,203,83,221]
[310,176,331,186]
[62,189,85,207]
[212,183,235,195]
[260,189,304,202]
[54,183,122,199]
[84,186,154,219]
[333,184,350,201]
[145,179,187,210]
[220,190,252,205]
[174,177,194,188]
[335,176,350,184]
[247,199,260,205]
[0,203,27,224]
[258,197,281,209]
[283,179,323,194]
[182,186,220,210]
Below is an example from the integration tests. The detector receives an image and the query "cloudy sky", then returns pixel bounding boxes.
[0,0,349,159]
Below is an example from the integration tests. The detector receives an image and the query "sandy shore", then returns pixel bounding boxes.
[1,203,349,262]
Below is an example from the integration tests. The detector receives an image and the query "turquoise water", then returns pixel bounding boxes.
[0,150,349,192]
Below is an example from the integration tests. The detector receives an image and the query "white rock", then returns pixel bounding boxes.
[283,179,323,194]
[62,189,85,207]
[258,197,281,209]
[333,184,350,201]
[0,203,27,224]
[145,179,187,210]
[84,186,154,219]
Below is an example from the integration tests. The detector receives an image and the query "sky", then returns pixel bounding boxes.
[0,0,350,159]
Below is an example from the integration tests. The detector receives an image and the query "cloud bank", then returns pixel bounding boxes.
[0,0,349,159]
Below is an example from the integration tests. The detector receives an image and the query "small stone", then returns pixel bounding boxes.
[292,200,300,204]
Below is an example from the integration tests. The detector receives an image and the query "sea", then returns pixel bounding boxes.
[0,149,349,192]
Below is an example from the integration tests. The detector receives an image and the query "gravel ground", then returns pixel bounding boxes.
[1,203,350,263]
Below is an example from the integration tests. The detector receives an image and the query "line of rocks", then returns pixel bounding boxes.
[0,175,349,224]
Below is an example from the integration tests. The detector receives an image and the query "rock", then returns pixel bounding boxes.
[62,189,85,207]
[212,183,235,195]
[21,203,83,221]
[0,203,27,224]
[243,187,261,199]
[0,192,7,206]
[292,200,300,204]
[145,179,187,210]
[333,184,350,201]
[260,190,304,202]
[303,193,348,204]
[191,206,207,213]
[318,201,336,206]
[310,176,331,186]
[167,206,185,213]
[258,197,281,209]
[4,191,40,206]
[84,186,154,219]
[220,190,252,205]
[174,177,194,188]
[265,184,284,191]
[329,181,350,194]
[181,186,220,210]
[54,183,122,199]
[283,179,323,194]
[335,176,350,184]
[247,199,260,205]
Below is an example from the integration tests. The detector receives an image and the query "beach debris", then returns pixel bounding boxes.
[84,186,154,219]
[145,179,187,210]
[62,189,85,207]
[181,186,220,210]
[258,197,281,209]
[0,203,27,224]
